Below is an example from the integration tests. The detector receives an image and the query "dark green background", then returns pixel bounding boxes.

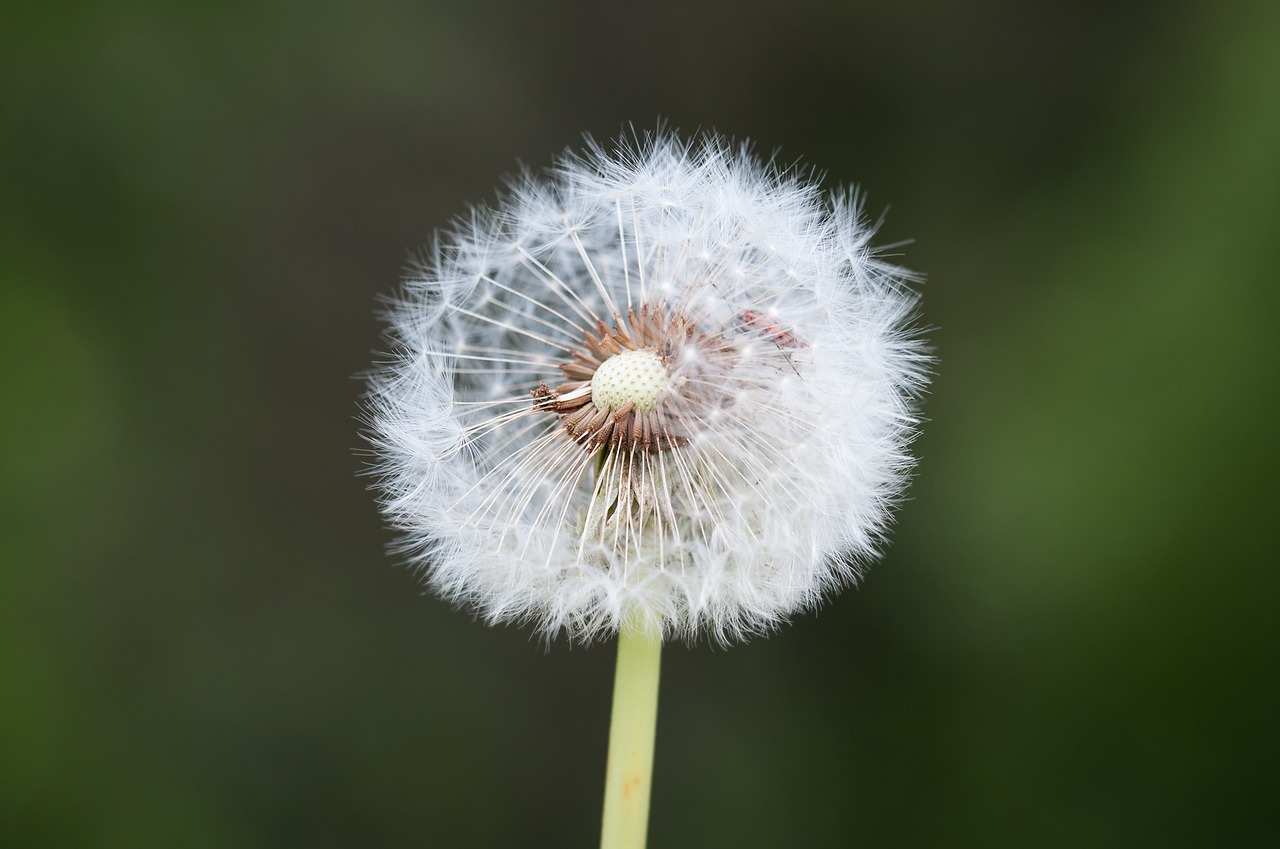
[3,1,1277,846]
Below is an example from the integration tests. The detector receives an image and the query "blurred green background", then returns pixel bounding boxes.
[3,1,1277,846]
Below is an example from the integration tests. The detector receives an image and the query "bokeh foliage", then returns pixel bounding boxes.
[2,1,1276,846]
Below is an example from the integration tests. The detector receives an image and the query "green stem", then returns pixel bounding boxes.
[599,618,663,849]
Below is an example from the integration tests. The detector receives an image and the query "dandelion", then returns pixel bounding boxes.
[366,131,929,848]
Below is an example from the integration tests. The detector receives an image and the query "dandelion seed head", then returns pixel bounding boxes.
[366,130,930,643]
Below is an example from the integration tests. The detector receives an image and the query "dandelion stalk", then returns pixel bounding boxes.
[600,619,662,849]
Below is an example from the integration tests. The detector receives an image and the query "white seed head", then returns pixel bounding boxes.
[366,130,931,643]
[590,350,669,413]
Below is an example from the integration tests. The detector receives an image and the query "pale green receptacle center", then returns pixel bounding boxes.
[591,349,668,413]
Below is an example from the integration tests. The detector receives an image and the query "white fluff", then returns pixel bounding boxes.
[367,132,930,643]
